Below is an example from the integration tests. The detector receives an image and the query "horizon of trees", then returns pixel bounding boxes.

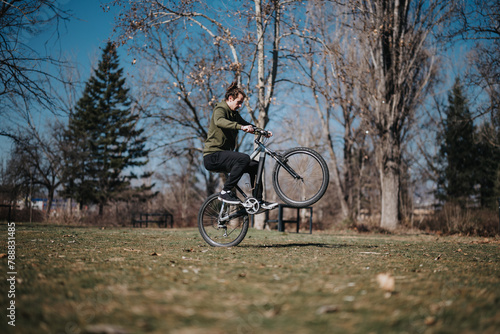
[0,0,499,229]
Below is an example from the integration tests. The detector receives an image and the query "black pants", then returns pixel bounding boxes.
[204,151,262,200]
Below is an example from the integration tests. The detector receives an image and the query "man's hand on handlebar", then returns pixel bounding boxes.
[263,130,273,138]
[242,125,273,138]
[254,127,273,138]
[241,125,255,133]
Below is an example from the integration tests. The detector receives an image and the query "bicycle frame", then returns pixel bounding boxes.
[199,128,329,246]
[230,130,302,206]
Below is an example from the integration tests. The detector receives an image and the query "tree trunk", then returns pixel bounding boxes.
[377,132,400,231]
[380,167,399,230]
[253,0,275,230]
[46,187,54,215]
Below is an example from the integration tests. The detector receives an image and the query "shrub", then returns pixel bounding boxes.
[419,203,499,237]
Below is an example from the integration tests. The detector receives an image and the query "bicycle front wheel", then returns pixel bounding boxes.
[272,147,329,207]
[198,194,249,247]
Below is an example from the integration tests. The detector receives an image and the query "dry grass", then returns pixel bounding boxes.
[1,224,499,334]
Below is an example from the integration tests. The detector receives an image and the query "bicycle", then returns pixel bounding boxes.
[198,128,329,247]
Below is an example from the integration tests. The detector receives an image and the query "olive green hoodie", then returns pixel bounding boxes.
[203,101,253,156]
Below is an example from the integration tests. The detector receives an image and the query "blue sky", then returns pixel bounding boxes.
[0,0,475,164]
[36,0,120,72]
[0,0,127,159]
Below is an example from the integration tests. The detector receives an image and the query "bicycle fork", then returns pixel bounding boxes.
[214,203,228,236]
[257,142,303,181]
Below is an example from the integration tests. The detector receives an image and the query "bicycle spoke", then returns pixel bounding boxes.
[281,155,322,198]
[273,148,329,207]
[198,194,249,247]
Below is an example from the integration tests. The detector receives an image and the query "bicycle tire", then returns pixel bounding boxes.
[272,147,329,207]
[198,193,249,247]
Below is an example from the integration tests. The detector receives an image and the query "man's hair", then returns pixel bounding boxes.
[225,81,246,100]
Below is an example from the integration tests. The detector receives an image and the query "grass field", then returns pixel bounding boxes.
[1,223,499,334]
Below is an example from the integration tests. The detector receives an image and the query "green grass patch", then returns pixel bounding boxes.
[1,224,499,333]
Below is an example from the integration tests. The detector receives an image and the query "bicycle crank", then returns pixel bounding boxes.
[242,197,260,214]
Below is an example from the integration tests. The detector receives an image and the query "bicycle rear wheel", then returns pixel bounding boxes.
[198,194,249,247]
[272,147,329,207]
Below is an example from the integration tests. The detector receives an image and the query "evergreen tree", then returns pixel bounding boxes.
[494,107,500,203]
[475,127,499,208]
[62,42,151,214]
[475,104,500,208]
[436,78,477,205]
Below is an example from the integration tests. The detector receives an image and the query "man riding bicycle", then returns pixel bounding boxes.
[203,82,278,210]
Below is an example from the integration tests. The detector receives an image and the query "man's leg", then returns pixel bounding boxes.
[218,151,251,191]
[244,160,261,199]
[204,151,251,189]
[204,151,252,204]
[244,160,278,210]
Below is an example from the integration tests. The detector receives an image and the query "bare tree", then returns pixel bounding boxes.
[284,1,374,221]
[348,0,453,229]
[0,0,71,138]
[9,131,62,213]
[284,0,448,228]
[453,0,500,147]
[291,0,451,229]
[108,0,284,127]
[107,0,295,228]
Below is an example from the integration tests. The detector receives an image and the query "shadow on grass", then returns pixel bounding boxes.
[241,242,379,249]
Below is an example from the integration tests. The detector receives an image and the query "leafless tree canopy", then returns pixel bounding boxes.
[0,0,70,137]
[3,0,497,229]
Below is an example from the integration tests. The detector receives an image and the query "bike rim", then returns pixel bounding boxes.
[200,197,248,247]
[276,151,326,205]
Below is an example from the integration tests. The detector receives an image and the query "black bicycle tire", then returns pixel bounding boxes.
[198,194,249,247]
[272,147,329,207]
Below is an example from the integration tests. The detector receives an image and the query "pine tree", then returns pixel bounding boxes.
[475,129,499,208]
[436,77,477,205]
[475,104,500,208]
[62,42,150,214]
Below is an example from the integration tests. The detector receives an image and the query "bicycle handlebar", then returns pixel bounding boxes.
[253,127,270,137]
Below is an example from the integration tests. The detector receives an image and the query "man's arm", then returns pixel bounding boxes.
[214,107,254,130]
[234,112,253,128]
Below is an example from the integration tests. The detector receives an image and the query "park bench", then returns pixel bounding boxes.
[132,212,173,228]
[254,204,313,234]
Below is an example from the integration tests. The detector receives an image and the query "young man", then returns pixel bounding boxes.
[203,82,278,210]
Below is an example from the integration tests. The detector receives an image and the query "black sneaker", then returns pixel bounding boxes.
[260,201,279,210]
[218,190,241,204]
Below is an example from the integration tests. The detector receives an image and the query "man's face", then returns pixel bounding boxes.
[227,93,245,111]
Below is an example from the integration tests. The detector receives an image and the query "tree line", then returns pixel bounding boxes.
[0,0,499,231]
[1,41,152,216]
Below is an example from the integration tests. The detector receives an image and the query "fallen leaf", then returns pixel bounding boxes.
[0,253,7,258]
[316,305,339,315]
[376,273,395,292]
